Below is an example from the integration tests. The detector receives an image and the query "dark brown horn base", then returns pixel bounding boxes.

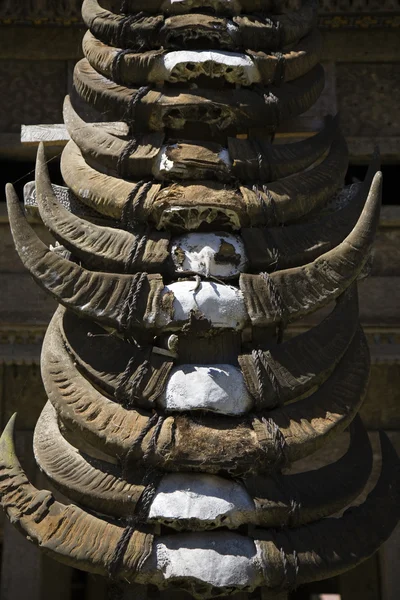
[2,0,399,597]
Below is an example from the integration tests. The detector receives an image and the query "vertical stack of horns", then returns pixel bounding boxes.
[2,0,400,597]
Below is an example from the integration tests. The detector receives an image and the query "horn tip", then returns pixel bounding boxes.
[0,414,18,470]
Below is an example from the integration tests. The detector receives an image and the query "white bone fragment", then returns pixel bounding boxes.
[158,364,253,414]
[149,473,255,529]
[151,50,261,85]
[171,232,247,278]
[142,532,263,591]
[154,281,248,330]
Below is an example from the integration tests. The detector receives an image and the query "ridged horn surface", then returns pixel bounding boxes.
[41,310,369,474]
[239,286,359,409]
[34,401,372,529]
[60,307,173,409]
[0,414,153,578]
[82,28,322,86]
[1,414,397,596]
[64,95,336,185]
[241,151,381,271]
[82,0,317,51]
[63,96,165,180]
[61,284,359,412]
[245,415,373,527]
[36,143,171,274]
[33,402,146,518]
[255,431,400,589]
[240,132,349,225]
[240,171,383,326]
[229,114,338,183]
[73,58,325,133]
[6,183,162,331]
[61,134,347,228]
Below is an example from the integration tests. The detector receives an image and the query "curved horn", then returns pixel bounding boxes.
[240,132,349,225]
[61,283,359,412]
[36,143,171,274]
[0,414,153,579]
[240,171,383,326]
[63,96,164,180]
[61,132,346,229]
[255,430,400,589]
[82,0,316,51]
[229,113,338,183]
[73,58,325,133]
[65,94,332,185]
[245,415,373,527]
[83,28,322,86]
[34,401,372,530]
[42,309,369,475]
[6,183,163,331]
[33,402,146,518]
[242,151,381,270]
[2,412,395,594]
[239,285,359,409]
[61,140,250,228]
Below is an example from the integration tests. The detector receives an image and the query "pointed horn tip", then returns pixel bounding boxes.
[5,183,20,207]
[0,414,18,469]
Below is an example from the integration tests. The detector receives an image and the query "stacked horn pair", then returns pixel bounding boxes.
[2,0,400,597]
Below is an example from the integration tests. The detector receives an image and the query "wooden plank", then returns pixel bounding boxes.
[20,121,129,146]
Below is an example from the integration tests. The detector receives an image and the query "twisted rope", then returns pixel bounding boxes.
[120,180,153,231]
[252,349,281,406]
[120,271,148,332]
[117,137,139,178]
[260,271,286,343]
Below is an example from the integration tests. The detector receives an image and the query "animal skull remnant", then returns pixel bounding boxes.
[2,0,399,598]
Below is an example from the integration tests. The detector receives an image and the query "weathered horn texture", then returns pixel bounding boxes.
[63,97,165,180]
[244,414,373,528]
[1,413,397,597]
[60,140,255,229]
[65,95,334,184]
[0,414,153,578]
[59,307,175,410]
[241,151,381,271]
[239,286,359,410]
[240,171,383,327]
[229,114,338,183]
[6,183,165,332]
[65,95,233,182]
[82,0,317,51]
[83,28,322,86]
[73,58,325,133]
[61,134,347,230]
[60,139,161,219]
[41,309,369,475]
[33,402,147,518]
[36,143,171,275]
[254,431,400,590]
[60,286,358,412]
[34,399,373,530]
[240,132,349,226]
[104,0,302,16]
